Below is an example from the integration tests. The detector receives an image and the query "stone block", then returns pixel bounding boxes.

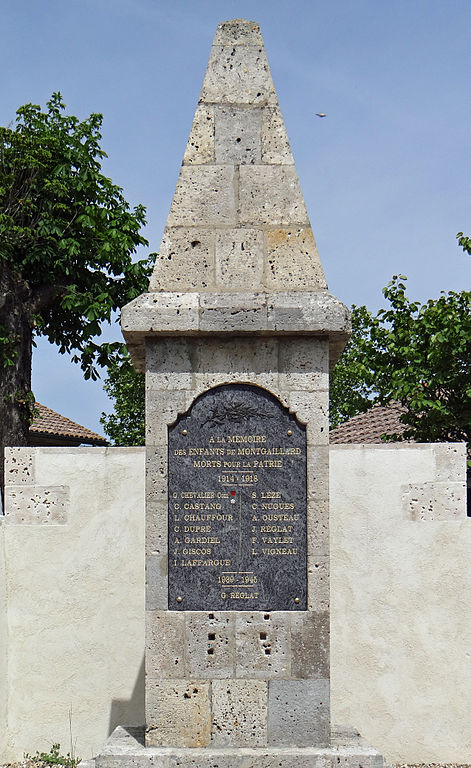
[97,725,384,768]
[185,612,236,678]
[146,555,168,610]
[290,611,329,679]
[182,104,215,165]
[146,500,168,557]
[306,445,329,501]
[307,499,329,557]
[261,106,294,164]
[149,228,215,292]
[200,46,278,106]
[146,680,211,747]
[199,292,269,333]
[192,336,279,392]
[239,167,309,226]
[215,106,261,165]
[212,20,264,47]
[265,228,327,290]
[211,679,268,746]
[4,485,68,524]
[4,447,35,485]
[288,391,329,444]
[434,443,467,483]
[146,611,186,678]
[215,228,264,290]
[267,679,330,746]
[146,338,193,392]
[402,481,467,521]
[307,557,329,612]
[167,166,237,227]
[146,391,186,446]
[145,446,168,505]
[267,292,350,334]
[235,612,290,679]
[122,292,199,334]
[279,337,329,392]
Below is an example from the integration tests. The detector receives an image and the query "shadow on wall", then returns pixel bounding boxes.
[108,656,145,735]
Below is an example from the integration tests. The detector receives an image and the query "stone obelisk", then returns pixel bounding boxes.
[98,18,383,768]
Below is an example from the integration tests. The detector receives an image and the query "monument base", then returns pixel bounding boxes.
[95,725,383,768]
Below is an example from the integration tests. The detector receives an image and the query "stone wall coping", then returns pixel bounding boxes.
[122,291,351,371]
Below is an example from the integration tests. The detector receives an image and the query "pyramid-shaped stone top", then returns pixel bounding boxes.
[122,20,350,370]
[149,19,327,293]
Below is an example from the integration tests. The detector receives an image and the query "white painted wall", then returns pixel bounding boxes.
[330,443,469,763]
[0,443,468,763]
[0,447,145,763]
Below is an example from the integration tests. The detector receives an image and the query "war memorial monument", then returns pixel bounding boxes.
[96,19,384,768]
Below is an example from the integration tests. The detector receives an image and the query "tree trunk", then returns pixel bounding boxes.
[0,262,33,505]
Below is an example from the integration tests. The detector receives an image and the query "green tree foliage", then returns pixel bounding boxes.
[457,231,471,257]
[330,277,471,447]
[101,347,145,446]
[0,93,153,460]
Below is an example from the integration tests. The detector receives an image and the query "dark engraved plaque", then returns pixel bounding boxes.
[168,384,307,611]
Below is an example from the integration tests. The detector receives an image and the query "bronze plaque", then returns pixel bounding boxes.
[168,384,307,611]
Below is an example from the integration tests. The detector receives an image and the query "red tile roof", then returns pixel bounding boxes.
[330,402,407,444]
[30,403,108,446]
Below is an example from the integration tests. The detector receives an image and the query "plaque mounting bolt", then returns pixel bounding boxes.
[176,596,183,603]
[294,597,300,604]
[182,429,188,436]
[287,429,292,436]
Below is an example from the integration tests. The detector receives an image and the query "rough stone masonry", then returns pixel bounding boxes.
[99,18,384,768]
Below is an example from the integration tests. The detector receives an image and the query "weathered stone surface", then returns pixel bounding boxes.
[191,336,279,392]
[212,19,264,47]
[289,390,330,444]
[146,680,211,747]
[307,499,329,557]
[146,612,185,678]
[146,500,168,557]
[279,337,329,392]
[291,611,329,679]
[200,45,278,106]
[211,679,268,746]
[4,447,35,485]
[146,392,186,445]
[185,613,235,678]
[166,167,237,228]
[199,292,268,332]
[215,228,264,290]
[235,612,291,679]
[182,104,215,166]
[261,106,294,164]
[267,679,330,746]
[145,446,168,504]
[146,338,193,392]
[4,486,68,524]
[215,107,261,165]
[149,228,215,292]
[239,167,309,226]
[265,228,326,290]
[307,557,330,613]
[122,293,350,372]
[146,555,168,610]
[97,725,384,768]
[306,445,330,500]
[267,292,350,334]
[122,293,199,336]
[402,481,466,521]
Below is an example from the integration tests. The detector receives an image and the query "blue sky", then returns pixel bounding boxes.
[2,0,471,436]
